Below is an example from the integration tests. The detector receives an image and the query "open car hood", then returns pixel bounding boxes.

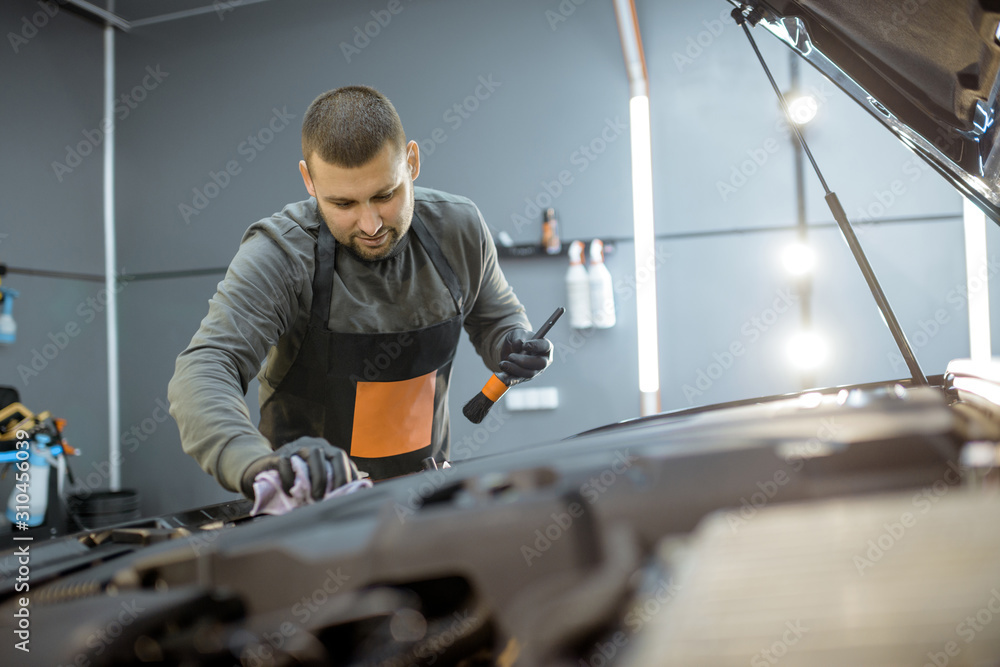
[729,0,1000,223]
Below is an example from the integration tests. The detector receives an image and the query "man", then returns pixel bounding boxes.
[168,86,552,501]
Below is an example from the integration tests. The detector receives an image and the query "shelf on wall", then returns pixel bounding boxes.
[496,241,616,259]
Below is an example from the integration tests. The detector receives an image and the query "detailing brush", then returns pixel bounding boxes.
[462,306,564,424]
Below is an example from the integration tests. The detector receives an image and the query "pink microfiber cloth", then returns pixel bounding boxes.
[250,455,372,516]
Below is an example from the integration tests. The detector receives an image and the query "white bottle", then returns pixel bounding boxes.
[0,289,16,345]
[589,239,616,328]
[0,312,15,344]
[6,435,50,527]
[565,240,592,329]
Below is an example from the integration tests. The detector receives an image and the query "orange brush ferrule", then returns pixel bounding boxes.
[481,374,509,402]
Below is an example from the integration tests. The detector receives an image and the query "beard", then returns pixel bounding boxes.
[345,226,403,262]
[315,204,409,263]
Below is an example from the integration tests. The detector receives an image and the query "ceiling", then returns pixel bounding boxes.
[65,0,276,29]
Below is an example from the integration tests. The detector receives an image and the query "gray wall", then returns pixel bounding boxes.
[114,0,647,515]
[5,0,995,518]
[0,0,112,518]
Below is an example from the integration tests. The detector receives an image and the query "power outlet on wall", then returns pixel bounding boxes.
[505,387,559,411]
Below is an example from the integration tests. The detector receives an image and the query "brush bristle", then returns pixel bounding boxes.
[462,391,495,424]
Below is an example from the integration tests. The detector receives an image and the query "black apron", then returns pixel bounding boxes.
[259,212,463,480]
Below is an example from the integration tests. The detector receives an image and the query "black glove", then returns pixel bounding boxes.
[499,328,554,380]
[241,436,361,501]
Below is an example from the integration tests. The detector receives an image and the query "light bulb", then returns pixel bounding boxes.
[788,330,828,370]
[782,242,816,276]
[787,95,818,125]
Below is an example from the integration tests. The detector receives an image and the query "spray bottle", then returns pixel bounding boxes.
[6,433,51,527]
[589,239,616,328]
[565,240,592,329]
[0,286,18,344]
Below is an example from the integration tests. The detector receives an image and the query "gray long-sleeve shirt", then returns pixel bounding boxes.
[168,187,529,492]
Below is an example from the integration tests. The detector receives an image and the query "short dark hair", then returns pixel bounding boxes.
[301,86,406,167]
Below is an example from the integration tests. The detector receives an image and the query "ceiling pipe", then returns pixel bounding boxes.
[64,0,131,31]
[63,0,275,29]
[614,0,649,98]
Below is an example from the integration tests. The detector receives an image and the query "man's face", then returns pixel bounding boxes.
[299,140,420,262]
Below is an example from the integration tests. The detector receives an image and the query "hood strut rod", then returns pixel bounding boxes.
[734,5,928,387]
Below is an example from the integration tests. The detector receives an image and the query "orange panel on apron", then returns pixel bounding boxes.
[350,370,437,458]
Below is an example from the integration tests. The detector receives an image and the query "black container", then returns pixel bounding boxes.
[67,490,141,529]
